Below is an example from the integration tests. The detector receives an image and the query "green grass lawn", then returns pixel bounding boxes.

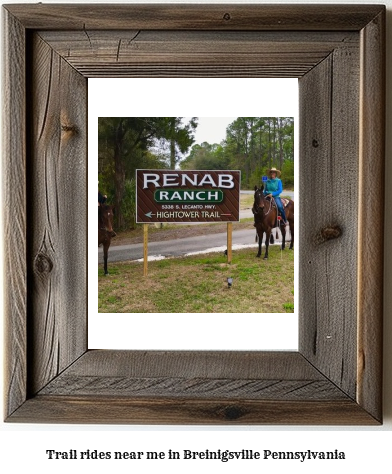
[98,246,294,313]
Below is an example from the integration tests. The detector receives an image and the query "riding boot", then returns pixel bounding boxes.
[280,208,288,225]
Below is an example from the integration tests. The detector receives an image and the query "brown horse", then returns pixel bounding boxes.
[253,185,294,259]
[98,204,116,275]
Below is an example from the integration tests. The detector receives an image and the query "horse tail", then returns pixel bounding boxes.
[276,229,279,239]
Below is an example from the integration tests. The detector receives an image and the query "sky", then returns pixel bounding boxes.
[184,117,237,146]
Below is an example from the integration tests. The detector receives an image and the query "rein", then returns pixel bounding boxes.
[255,192,274,217]
[98,216,111,233]
[264,198,274,216]
[99,207,113,234]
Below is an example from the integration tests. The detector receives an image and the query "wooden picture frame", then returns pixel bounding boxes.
[3,4,385,424]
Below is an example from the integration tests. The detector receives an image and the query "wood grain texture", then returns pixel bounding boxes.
[38,30,358,78]
[2,9,27,419]
[37,351,346,401]
[357,9,385,422]
[15,351,372,424]
[9,396,379,425]
[48,350,330,379]
[27,33,87,395]
[39,377,347,400]
[299,40,360,400]
[4,4,383,31]
[2,4,385,425]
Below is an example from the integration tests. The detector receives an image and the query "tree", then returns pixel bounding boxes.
[181,142,230,170]
[99,118,162,228]
[182,117,294,189]
[98,117,198,229]
[166,117,198,169]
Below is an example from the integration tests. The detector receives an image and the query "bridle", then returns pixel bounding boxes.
[254,189,273,217]
[99,206,114,233]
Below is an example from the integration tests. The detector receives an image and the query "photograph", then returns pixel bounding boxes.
[98,117,295,313]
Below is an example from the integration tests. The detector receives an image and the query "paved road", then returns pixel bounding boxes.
[99,190,294,264]
[99,227,292,263]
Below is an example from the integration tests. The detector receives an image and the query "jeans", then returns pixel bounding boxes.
[274,196,287,223]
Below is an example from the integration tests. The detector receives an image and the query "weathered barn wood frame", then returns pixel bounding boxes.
[3,4,385,424]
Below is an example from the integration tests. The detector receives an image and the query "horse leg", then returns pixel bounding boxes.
[256,230,262,258]
[289,219,294,250]
[103,243,109,275]
[281,221,286,250]
[264,230,270,259]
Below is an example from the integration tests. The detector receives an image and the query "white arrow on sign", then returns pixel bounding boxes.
[145,212,156,218]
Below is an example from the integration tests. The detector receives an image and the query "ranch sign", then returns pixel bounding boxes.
[136,170,241,223]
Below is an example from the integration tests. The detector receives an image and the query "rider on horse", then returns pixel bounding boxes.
[98,181,107,206]
[263,167,287,225]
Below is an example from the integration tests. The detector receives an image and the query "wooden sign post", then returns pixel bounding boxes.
[227,222,232,264]
[143,224,148,276]
[136,170,241,275]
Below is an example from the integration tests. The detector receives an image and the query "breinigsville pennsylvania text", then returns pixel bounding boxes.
[46,448,345,463]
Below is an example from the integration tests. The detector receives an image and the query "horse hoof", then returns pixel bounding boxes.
[256,254,261,258]
[263,256,268,260]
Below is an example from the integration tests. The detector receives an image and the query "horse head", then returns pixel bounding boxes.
[99,204,115,236]
[253,185,265,214]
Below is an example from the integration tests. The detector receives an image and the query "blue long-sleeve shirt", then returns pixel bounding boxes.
[263,178,283,197]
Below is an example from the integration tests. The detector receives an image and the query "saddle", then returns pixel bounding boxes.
[267,197,290,225]
[266,196,290,209]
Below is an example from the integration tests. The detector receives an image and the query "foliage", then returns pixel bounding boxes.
[181,117,294,189]
[121,179,137,230]
[98,117,197,229]
[281,159,295,188]
[98,116,294,230]
[181,142,230,170]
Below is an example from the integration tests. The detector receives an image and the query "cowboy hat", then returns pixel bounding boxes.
[268,167,281,177]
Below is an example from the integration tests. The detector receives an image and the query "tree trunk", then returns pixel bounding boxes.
[278,118,284,171]
[114,120,126,229]
[272,117,277,167]
[268,119,272,169]
[170,118,176,169]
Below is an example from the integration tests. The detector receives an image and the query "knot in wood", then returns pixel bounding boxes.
[312,139,319,148]
[223,405,244,420]
[34,252,53,274]
[61,124,77,133]
[314,225,342,245]
[223,13,231,21]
